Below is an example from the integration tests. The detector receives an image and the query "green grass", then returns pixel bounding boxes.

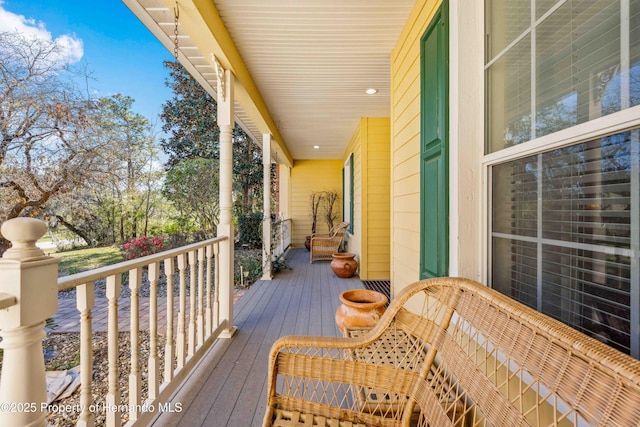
[52,246,123,276]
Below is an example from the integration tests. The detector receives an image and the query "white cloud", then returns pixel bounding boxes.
[0,1,83,66]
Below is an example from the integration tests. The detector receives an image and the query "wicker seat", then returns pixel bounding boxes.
[309,222,349,263]
[263,277,640,427]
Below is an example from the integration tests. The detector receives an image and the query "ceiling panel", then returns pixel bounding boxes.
[126,0,414,161]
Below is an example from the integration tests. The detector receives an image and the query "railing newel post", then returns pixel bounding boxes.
[0,218,58,427]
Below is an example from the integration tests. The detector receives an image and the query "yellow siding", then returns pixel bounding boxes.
[343,118,391,280]
[290,160,343,247]
[390,0,442,295]
[364,118,390,280]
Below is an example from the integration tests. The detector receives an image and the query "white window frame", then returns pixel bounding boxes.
[483,0,640,358]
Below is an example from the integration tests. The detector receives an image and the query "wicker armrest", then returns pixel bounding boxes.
[263,332,428,427]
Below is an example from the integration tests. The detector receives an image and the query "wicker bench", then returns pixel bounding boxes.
[263,277,640,426]
[309,222,349,263]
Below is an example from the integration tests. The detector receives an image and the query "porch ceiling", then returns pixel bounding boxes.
[123,0,414,164]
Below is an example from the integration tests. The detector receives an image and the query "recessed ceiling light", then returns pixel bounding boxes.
[365,88,378,95]
[313,145,320,149]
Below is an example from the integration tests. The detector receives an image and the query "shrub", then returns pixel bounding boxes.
[237,212,263,249]
[122,236,172,260]
[234,250,262,288]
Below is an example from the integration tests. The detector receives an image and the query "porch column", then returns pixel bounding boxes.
[216,65,237,338]
[262,134,272,280]
[0,218,58,427]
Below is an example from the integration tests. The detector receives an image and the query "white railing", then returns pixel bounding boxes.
[0,218,236,427]
[271,218,291,261]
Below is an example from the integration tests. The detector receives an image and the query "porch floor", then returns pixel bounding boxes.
[152,248,365,427]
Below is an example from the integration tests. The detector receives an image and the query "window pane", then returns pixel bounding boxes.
[486,1,640,154]
[490,128,638,357]
[536,0,620,138]
[541,133,631,248]
[492,158,537,237]
[487,36,532,153]
[542,245,631,354]
[486,0,530,60]
[536,0,562,19]
[492,238,538,309]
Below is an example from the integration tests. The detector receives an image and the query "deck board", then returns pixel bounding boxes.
[152,248,364,427]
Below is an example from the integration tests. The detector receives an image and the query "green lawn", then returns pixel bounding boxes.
[52,246,123,276]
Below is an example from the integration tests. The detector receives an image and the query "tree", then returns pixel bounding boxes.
[48,94,163,245]
[95,94,157,241]
[160,61,219,166]
[0,31,105,251]
[160,61,263,220]
[232,128,263,214]
[162,158,220,237]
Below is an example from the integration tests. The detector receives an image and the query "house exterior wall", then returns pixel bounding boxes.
[344,118,391,280]
[390,0,638,357]
[390,0,484,296]
[362,118,391,280]
[290,159,343,247]
[390,0,442,294]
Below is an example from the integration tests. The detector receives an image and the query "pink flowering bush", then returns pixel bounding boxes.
[122,236,172,260]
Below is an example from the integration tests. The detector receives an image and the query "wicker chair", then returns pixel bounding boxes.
[309,221,349,263]
[263,277,640,427]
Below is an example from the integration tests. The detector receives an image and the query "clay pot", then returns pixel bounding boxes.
[304,235,311,251]
[335,289,388,335]
[330,252,358,278]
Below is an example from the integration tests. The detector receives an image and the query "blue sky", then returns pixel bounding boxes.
[0,0,175,128]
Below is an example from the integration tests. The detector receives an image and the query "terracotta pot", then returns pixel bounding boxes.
[335,289,388,335]
[330,252,358,278]
[304,235,311,251]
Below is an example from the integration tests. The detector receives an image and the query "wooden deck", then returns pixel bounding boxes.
[151,248,365,427]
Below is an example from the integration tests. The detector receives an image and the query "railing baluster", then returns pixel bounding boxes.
[176,253,186,369]
[188,251,196,356]
[148,262,160,403]
[164,257,175,382]
[197,247,205,346]
[213,243,220,327]
[106,274,121,427]
[38,233,231,426]
[205,244,213,337]
[129,268,142,421]
[76,283,95,427]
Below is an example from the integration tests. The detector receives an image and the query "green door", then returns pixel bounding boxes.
[420,2,448,279]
